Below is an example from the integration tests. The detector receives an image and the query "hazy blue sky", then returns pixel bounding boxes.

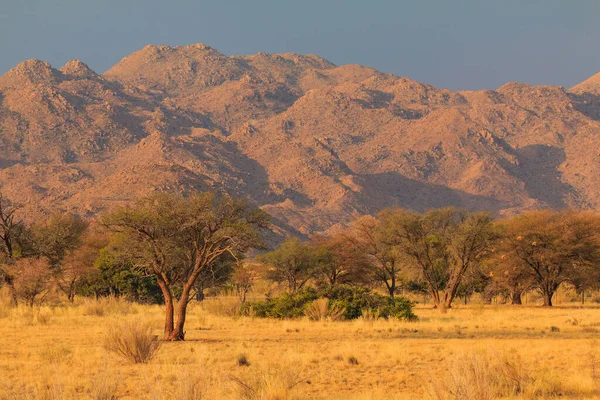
[1,0,599,90]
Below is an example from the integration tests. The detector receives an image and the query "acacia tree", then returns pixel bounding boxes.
[32,213,88,268]
[56,228,108,302]
[193,253,236,301]
[381,208,496,309]
[231,263,256,303]
[259,237,318,293]
[484,254,535,305]
[569,270,600,305]
[495,210,600,307]
[347,215,406,298]
[103,192,269,341]
[312,234,372,287]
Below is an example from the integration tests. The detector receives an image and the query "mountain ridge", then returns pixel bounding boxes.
[1,43,600,238]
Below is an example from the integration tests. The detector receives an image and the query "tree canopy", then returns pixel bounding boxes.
[103,191,270,340]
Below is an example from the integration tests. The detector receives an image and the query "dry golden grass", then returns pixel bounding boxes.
[1,292,600,399]
[103,320,161,364]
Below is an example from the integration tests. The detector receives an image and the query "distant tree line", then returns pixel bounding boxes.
[2,189,600,340]
[259,208,600,309]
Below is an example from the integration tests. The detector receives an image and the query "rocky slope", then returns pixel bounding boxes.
[1,43,600,237]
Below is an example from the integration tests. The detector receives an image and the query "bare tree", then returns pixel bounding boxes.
[11,257,53,307]
[0,193,30,305]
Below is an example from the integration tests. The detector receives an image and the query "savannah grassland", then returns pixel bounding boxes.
[2,289,600,400]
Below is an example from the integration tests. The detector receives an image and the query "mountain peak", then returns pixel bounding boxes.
[183,43,214,51]
[2,59,58,86]
[496,81,531,92]
[131,43,220,60]
[59,59,97,78]
[570,71,600,94]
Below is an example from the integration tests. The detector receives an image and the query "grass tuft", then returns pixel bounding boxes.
[237,353,251,367]
[103,320,160,364]
[305,298,345,321]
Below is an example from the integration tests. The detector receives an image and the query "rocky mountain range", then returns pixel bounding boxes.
[1,43,600,238]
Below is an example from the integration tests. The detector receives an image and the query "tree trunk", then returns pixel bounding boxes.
[4,275,18,306]
[542,291,553,307]
[387,282,395,298]
[195,282,205,302]
[155,275,174,338]
[431,291,444,310]
[511,291,522,305]
[169,296,189,341]
[442,280,462,310]
[68,288,75,303]
[443,294,453,311]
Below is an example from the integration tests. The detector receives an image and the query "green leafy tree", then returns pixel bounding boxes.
[484,250,534,305]
[193,252,236,301]
[259,237,319,293]
[80,248,163,304]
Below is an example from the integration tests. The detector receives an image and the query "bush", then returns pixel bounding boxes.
[103,320,160,364]
[322,285,374,320]
[237,353,251,367]
[379,297,416,320]
[242,286,416,321]
[242,288,318,318]
[78,250,164,304]
[321,285,416,321]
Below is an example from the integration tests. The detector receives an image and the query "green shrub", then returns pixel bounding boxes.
[321,285,416,321]
[243,286,416,321]
[322,285,374,320]
[242,288,317,318]
[379,297,416,320]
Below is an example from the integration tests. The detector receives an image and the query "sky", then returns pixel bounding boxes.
[1,0,599,91]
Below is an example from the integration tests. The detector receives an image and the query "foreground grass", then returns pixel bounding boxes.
[1,298,600,399]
